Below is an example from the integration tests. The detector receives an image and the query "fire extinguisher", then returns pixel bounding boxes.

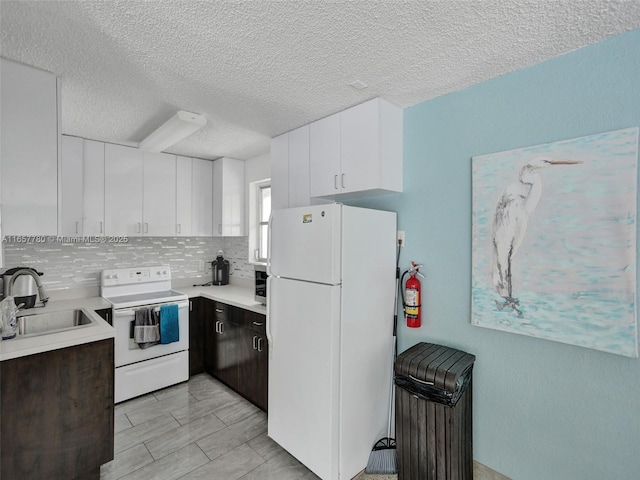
[401,262,424,328]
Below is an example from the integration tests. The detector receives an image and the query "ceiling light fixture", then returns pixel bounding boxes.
[138,110,207,152]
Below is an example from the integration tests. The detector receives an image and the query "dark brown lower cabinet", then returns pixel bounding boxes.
[189,297,205,376]
[0,338,114,480]
[237,327,268,411]
[200,298,268,411]
[212,318,241,389]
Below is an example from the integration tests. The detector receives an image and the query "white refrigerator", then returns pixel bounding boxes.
[267,203,397,480]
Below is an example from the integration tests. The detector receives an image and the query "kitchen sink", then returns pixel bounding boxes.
[17,309,94,337]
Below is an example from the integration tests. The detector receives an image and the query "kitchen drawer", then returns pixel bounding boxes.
[243,310,266,334]
[213,301,230,322]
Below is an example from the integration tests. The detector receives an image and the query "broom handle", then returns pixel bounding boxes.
[388,244,401,438]
[387,337,396,438]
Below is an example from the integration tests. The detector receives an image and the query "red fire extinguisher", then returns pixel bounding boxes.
[402,262,424,328]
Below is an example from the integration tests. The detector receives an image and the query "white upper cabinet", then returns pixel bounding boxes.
[271,126,311,209]
[309,97,402,199]
[142,151,176,236]
[59,136,105,236]
[191,158,213,236]
[1,58,59,235]
[83,140,105,236]
[60,136,84,236]
[177,156,214,237]
[270,133,289,210]
[287,125,310,208]
[176,156,193,236]
[309,113,341,198]
[213,157,244,237]
[104,143,144,236]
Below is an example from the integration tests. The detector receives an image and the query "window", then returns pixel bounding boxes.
[248,178,271,263]
[257,182,271,262]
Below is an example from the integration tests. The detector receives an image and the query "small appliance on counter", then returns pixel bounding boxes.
[255,264,267,304]
[211,250,230,286]
[1,267,48,308]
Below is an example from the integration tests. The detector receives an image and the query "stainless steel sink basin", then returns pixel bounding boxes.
[18,309,94,337]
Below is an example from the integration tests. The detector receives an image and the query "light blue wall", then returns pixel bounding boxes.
[348,29,640,479]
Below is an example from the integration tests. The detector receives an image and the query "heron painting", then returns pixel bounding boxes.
[471,127,638,357]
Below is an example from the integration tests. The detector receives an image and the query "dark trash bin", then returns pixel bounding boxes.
[395,342,476,480]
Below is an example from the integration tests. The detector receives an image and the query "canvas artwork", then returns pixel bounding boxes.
[471,127,639,357]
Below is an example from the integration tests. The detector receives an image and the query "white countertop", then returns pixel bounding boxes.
[0,297,114,362]
[175,284,266,315]
[0,283,263,362]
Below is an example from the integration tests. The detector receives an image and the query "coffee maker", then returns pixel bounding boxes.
[211,250,230,286]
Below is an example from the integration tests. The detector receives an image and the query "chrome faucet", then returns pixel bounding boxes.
[7,268,49,305]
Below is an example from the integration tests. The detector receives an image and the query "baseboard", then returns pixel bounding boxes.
[474,460,511,480]
[354,460,510,479]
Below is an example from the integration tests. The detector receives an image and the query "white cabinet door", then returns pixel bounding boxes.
[309,113,341,198]
[143,152,176,236]
[1,58,59,235]
[287,125,310,208]
[60,135,84,236]
[340,99,380,195]
[213,157,245,237]
[270,133,289,210]
[83,140,105,236]
[176,156,193,236]
[191,158,213,236]
[309,98,402,199]
[105,144,144,236]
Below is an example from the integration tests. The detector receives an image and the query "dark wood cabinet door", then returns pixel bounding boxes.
[212,319,239,390]
[237,329,268,412]
[203,298,217,374]
[189,297,205,376]
[1,339,114,480]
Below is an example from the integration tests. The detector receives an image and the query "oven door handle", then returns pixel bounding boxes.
[112,300,190,317]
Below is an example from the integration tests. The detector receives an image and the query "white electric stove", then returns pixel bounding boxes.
[101,265,189,403]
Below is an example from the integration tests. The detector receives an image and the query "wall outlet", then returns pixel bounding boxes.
[397,230,406,246]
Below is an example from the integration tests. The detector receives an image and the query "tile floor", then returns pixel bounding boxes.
[100,373,320,480]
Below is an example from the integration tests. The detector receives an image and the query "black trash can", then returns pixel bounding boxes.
[395,342,476,480]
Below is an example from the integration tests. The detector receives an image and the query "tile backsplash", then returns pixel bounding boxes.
[2,236,254,292]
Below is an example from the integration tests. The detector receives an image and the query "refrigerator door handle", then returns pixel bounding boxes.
[266,275,273,357]
[266,211,274,277]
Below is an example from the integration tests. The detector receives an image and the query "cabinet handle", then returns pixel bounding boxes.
[215,308,224,313]
[145,222,149,234]
[219,321,224,334]
[75,221,79,234]
[341,173,345,189]
[218,224,222,235]
[253,321,264,326]
[334,174,338,190]
[100,221,103,234]
[257,337,263,352]
[177,223,181,234]
[253,335,258,350]
[214,320,219,334]
[136,222,141,233]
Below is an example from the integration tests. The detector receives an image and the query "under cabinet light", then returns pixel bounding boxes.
[138,110,207,152]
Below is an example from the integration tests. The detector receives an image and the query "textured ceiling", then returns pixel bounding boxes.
[1,1,640,160]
